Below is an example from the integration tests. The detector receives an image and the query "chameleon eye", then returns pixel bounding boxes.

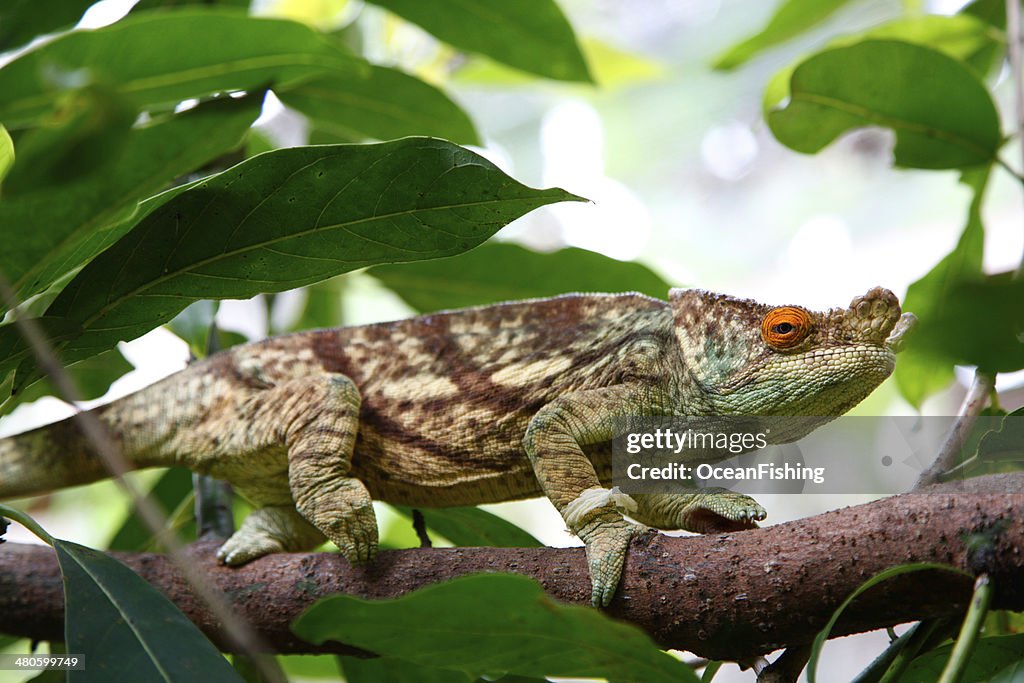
[761,307,812,350]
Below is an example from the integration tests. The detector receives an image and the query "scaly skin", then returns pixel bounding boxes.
[0,287,916,606]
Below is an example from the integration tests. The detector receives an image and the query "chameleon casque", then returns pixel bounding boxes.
[0,286,915,605]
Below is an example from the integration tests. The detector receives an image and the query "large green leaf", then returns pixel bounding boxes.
[910,271,1024,373]
[365,0,591,82]
[713,0,854,70]
[896,169,988,407]
[293,574,699,683]
[1,94,261,302]
[55,540,243,682]
[767,40,1001,169]
[369,242,670,312]
[0,10,362,128]
[763,14,1005,112]
[857,13,1004,75]
[0,0,94,51]
[3,85,137,197]
[7,138,582,382]
[279,66,480,144]
[0,505,241,682]
[390,505,542,547]
[900,634,1024,683]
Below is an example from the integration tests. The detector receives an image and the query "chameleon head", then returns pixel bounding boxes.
[669,287,917,416]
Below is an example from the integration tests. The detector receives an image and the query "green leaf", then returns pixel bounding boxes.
[1,94,262,303]
[762,14,1006,120]
[859,14,1005,75]
[896,168,988,407]
[807,563,970,683]
[0,317,82,385]
[55,539,244,682]
[976,408,1024,463]
[279,66,480,144]
[293,574,699,683]
[365,0,592,82]
[10,138,582,380]
[962,0,1007,30]
[0,10,362,128]
[911,271,1024,373]
[713,0,854,71]
[277,654,344,679]
[340,656,474,683]
[0,505,239,681]
[767,40,1001,169]
[900,634,1024,682]
[107,468,194,551]
[701,661,723,681]
[390,505,542,547]
[0,347,134,417]
[3,84,137,197]
[991,656,1024,683]
[0,0,94,51]
[0,124,13,184]
[368,243,670,313]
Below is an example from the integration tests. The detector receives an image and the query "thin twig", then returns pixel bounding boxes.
[193,314,235,539]
[757,645,811,683]
[412,509,432,548]
[0,276,284,683]
[914,371,994,489]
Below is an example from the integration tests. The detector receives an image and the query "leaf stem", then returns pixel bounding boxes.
[995,156,1024,185]
[938,574,992,683]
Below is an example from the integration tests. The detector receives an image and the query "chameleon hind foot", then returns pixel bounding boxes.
[296,476,379,564]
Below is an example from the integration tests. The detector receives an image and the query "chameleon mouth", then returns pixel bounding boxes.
[885,312,918,353]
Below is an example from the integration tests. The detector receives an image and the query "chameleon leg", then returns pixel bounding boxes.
[630,491,765,534]
[200,372,376,566]
[285,374,378,564]
[524,385,644,607]
[217,505,325,565]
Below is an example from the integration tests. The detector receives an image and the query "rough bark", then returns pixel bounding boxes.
[2,474,1023,661]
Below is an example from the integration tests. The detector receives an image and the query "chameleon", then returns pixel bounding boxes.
[0,286,915,605]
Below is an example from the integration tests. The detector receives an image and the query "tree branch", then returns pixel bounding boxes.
[2,473,1024,661]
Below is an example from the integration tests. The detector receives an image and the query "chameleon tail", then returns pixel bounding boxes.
[0,414,120,499]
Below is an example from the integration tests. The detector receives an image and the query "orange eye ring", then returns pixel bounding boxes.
[760,307,812,350]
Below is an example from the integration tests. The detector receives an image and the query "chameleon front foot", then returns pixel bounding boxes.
[578,514,645,607]
[677,489,766,533]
